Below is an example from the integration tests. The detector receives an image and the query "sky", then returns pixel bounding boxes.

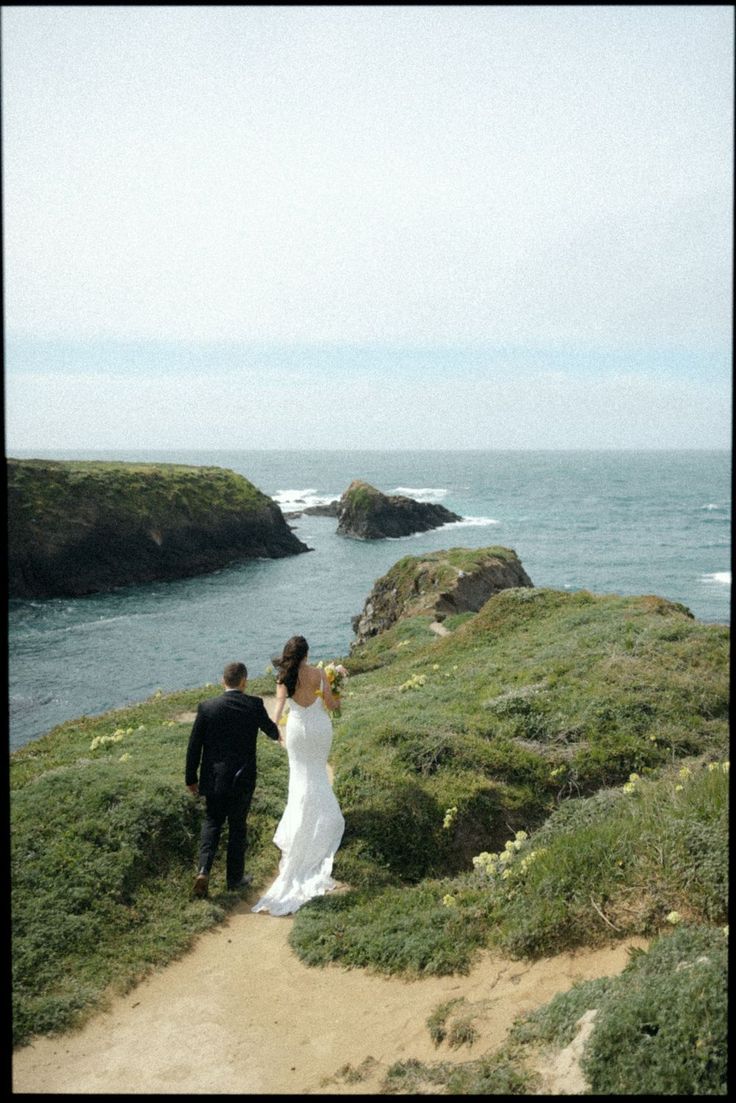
[2,5,733,451]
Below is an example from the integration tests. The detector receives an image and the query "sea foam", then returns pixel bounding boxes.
[702,572,731,586]
[392,486,448,502]
[274,488,337,512]
[412,516,500,535]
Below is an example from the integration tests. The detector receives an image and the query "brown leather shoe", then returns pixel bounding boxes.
[193,870,209,898]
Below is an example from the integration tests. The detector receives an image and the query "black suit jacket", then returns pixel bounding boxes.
[185,690,280,798]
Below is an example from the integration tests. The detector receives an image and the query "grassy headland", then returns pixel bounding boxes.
[7,458,308,598]
[11,576,729,1093]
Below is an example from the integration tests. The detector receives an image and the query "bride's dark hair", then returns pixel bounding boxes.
[273,635,309,698]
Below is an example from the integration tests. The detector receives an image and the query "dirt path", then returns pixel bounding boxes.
[13,694,646,1093]
[13,905,645,1095]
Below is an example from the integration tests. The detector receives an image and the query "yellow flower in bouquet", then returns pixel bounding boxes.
[316,660,349,716]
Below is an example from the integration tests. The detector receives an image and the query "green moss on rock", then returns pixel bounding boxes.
[7,458,309,597]
[351,545,533,644]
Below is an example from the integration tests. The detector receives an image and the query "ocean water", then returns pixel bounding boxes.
[8,449,731,751]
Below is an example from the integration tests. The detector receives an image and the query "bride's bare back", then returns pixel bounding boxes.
[290,662,323,707]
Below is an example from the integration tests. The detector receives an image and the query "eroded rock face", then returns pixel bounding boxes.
[351,545,533,646]
[7,459,310,598]
[336,480,461,539]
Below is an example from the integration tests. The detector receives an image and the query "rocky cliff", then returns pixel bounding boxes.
[351,545,533,646]
[336,480,461,539]
[7,459,310,598]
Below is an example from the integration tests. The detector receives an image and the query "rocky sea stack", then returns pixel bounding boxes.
[351,545,533,645]
[7,459,310,598]
[336,480,461,539]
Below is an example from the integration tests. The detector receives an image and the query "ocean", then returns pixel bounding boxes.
[8,449,731,752]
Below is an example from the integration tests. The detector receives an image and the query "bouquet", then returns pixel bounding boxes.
[316,660,349,717]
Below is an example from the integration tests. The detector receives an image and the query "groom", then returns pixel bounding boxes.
[185,661,281,897]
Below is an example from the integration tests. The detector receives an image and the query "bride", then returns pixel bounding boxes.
[251,635,345,916]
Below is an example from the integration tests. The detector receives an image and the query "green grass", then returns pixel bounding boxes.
[385,924,728,1095]
[381,1050,536,1095]
[11,677,286,1046]
[290,758,728,975]
[326,588,728,894]
[514,923,728,1095]
[11,578,729,1069]
[7,458,270,530]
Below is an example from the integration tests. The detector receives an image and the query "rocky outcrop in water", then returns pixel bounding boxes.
[284,500,340,519]
[7,459,310,598]
[336,480,461,539]
[351,545,533,646]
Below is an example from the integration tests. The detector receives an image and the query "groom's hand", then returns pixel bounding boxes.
[187,782,199,796]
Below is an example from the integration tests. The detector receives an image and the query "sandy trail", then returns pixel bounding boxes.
[13,906,645,1095]
[13,694,646,1093]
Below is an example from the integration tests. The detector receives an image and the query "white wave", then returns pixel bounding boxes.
[410,516,500,536]
[442,516,500,528]
[392,486,448,502]
[702,503,722,510]
[702,572,731,586]
[273,488,337,512]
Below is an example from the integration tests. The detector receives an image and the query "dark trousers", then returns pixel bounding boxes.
[198,783,255,885]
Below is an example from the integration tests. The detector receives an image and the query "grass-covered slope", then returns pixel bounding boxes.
[328,587,728,888]
[11,582,729,1064]
[375,922,728,1094]
[11,679,287,1046]
[7,458,308,597]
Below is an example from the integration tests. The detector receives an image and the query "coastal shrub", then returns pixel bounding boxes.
[488,759,729,958]
[292,759,728,972]
[289,880,491,976]
[580,925,728,1094]
[11,581,729,1050]
[381,1050,535,1095]
[514,925,728,1096]
[11,684,288,1046]
[330,587,729,890]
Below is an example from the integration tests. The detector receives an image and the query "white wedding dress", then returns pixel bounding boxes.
[251,694,345,916]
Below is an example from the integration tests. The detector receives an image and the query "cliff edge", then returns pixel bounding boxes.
[351,544,533,645]
[7,459,310,598]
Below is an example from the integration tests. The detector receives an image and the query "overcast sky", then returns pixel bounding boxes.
[3,5,732,450]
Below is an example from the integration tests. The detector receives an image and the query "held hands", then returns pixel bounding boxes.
[187,782,199,796]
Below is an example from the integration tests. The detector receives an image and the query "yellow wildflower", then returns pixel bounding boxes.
[119,753,131,762]
[678,766,691,780]
[666,911,681,925]
[675,784,684,792]
[442,894,457,907]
